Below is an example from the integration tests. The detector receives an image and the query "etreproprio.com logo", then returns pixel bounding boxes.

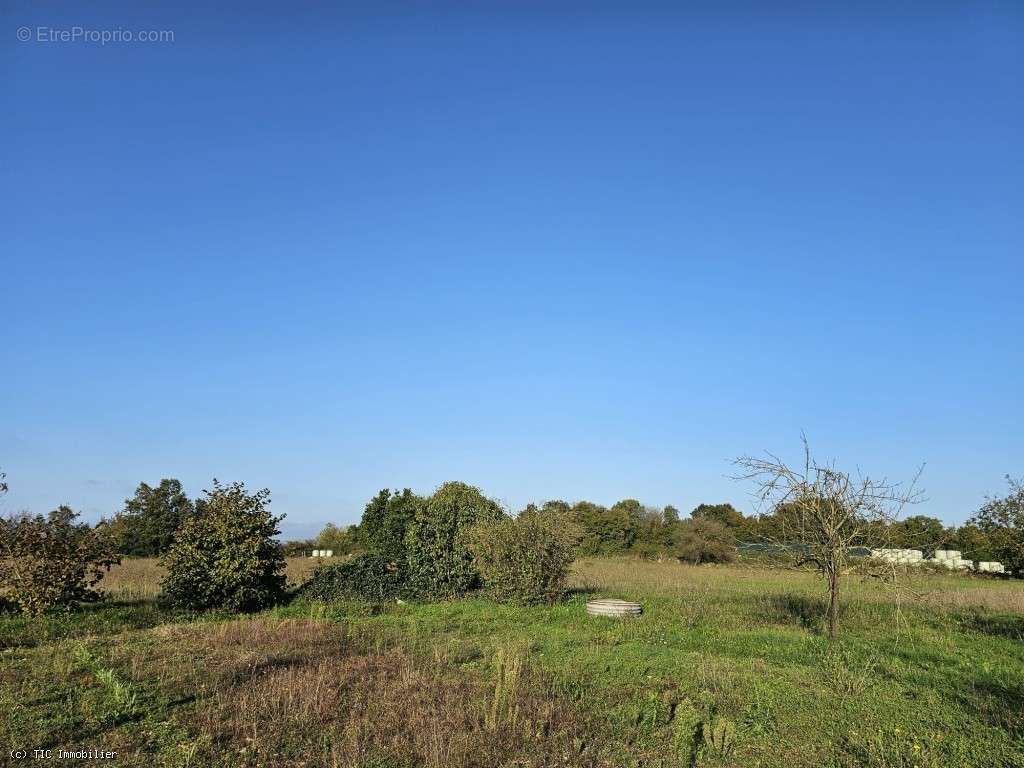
[17,26,175,44]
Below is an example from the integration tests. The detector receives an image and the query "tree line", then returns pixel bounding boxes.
[13,472,1021,570]
[2,467,1022,617]
[305,489,1022,569]
[3,470,1021,569]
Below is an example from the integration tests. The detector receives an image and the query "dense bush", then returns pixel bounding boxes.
[0,506,120,615]
[462,510,577,604]
[160,480,287,611]
[360,488,423,563]
[300,554,414,602]
[406,481,505,597]
[674,519,737,565]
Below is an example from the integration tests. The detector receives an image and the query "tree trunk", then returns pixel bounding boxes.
[827,570,840,641]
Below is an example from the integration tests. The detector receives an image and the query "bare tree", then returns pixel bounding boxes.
[733,438,922,640]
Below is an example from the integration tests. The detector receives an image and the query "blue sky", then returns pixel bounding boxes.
[3,2,1021,538]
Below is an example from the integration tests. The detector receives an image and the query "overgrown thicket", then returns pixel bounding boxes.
[407,481,506,597]
[306,481,513,602]
[305,482,582,604]
[160,480,287,612]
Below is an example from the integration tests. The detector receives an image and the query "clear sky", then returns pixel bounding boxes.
[3,2,1021,538]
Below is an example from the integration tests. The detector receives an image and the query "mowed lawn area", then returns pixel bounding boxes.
[2,558,1022,768]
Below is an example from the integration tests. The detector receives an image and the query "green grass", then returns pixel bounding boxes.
[1,558,1022,767]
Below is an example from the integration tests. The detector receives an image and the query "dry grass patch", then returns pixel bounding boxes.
[99,557,325,601]
[111,617,600,768]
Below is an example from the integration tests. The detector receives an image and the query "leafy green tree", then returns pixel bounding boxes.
[969,476,1024,576]
[691,503,744,528]
[114,479,194,557]
[539,500,571,516]
[568,501,606,554]
[889,515,950,555]
[610,499,643,545]
[405,481,505,597]
[663,505,680,523]
[0,506,120,615]
[951,523,997,563]
[691,502,760,541]
[632,505,677,556]
[570,499,640,555]
[160,480,286,611]
[749,502,803,543]
[360,488,423,563]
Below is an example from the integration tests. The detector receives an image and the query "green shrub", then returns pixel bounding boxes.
[406,481,505,597]
[159,480,286,612]
[674,518,736,565]
[463,511,577,605]
[300,554,414,602]
[0,507,120,615]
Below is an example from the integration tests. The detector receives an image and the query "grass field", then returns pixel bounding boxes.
[2,557,1022,767]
